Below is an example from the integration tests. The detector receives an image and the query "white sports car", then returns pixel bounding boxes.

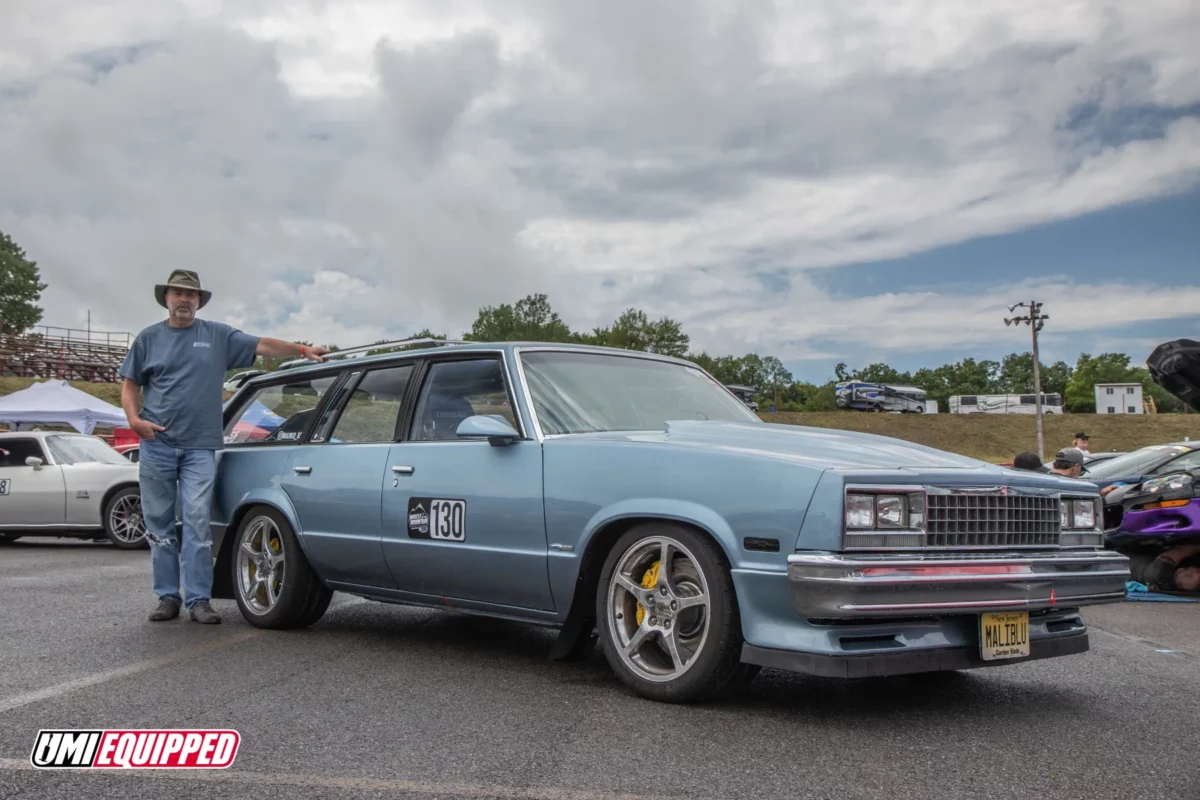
[0,431,147,549]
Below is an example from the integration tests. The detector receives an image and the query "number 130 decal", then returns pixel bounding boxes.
[0,479,10,496]
[407,497,466,542]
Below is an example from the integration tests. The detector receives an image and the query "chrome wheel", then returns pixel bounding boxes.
[236,516,286,615]
[107,492,146,545]
[606,536,711,684]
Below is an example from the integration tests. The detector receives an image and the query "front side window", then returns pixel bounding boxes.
[328,365,414,443]
[410,359,517,441]
[224,374,339,445]
[520,351,761,436]
[45,435,127,465]
[0,438,47,467]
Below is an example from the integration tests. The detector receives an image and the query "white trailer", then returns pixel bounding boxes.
[948,393,1064,414]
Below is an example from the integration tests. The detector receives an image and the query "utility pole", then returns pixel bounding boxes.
[1005,301,1049,460]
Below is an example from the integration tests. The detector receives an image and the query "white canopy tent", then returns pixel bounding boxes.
[0,380,128,435]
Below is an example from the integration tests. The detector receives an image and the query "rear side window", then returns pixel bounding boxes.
[328,365,414,444]
[224,374,340,445]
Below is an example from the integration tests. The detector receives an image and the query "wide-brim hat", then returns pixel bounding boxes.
[155,269,212,309]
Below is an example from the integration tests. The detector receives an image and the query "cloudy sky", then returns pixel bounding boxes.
[2,0,1198,382]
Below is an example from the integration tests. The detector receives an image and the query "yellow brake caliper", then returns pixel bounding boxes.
[635,561,660,625]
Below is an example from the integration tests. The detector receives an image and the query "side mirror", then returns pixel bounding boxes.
[26,456,43,470]
[456,415,520,447]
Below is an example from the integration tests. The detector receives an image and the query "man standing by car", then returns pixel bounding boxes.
[120,270,327,624]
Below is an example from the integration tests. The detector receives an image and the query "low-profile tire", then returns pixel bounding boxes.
[231,505,332,629]
[596,522,747,703]
[103,487,149,550]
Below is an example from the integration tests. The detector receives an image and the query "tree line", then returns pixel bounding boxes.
[0,227,1187,413]
[308,293,1190,414]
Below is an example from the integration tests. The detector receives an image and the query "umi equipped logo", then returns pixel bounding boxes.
[193,341,212,348]
[30,729,239,769]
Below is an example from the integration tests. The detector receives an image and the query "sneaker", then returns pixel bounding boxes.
[149,597,180,622]
[189,601,222,625]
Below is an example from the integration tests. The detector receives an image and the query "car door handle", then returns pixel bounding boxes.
[391,465,414,475]
[293,466,312,474]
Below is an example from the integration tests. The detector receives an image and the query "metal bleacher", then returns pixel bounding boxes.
[0,326,133,383]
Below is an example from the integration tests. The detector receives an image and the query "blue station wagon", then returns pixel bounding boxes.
[209,340,1130,702]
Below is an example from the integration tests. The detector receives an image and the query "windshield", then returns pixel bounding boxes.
[520,351,761,435]
[45,435,129,466]
[1083,445,1192,479]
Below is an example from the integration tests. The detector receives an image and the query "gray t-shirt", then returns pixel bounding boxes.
[119,319,260,449]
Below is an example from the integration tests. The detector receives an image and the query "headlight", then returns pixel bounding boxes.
[1060,496,1102,547]
[876,495,906,528]
[843,489,926,549]
[1072,499,1095,529]
[1143,473,1194,494]
[1059,497,1098,530]
[845,494,876,528]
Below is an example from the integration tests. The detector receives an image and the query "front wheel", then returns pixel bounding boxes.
[596,523,747,703]
[104,487,148,549]
[232,506,332,629]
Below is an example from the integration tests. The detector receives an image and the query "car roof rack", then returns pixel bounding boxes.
[276,337,469,370]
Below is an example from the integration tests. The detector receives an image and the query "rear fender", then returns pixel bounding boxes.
[211,489,306,599]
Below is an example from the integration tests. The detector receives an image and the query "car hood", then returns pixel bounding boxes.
[590,420,991,472]
[1148,338,1200,410]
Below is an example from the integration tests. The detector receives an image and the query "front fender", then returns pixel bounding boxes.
[579,498,739,562]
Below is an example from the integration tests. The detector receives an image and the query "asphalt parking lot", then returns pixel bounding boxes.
[1,539,1197,800]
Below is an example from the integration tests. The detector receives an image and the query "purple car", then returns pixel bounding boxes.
[1105,338,1200,549]
[1106,471,1200,549]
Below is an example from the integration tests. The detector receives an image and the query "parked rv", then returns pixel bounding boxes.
[835,381,927,413]
[948,393,1064,414]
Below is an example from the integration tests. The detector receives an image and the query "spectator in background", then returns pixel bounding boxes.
[1012,451,1050,473]
[1049,447,1086,478]
[1073,432,1090,454]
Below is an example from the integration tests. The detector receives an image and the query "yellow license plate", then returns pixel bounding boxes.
[980,611,1030,661]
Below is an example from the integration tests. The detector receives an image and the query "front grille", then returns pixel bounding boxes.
[925,493,1060,548]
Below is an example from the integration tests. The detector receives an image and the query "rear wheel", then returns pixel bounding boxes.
[103,487,148,549]
[596,522,747,703]
[232,506,332,629]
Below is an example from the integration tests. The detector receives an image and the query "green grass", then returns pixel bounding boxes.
[3,377,1195,461]
[759,411,1199,462]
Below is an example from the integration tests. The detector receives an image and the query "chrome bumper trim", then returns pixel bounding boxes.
[787,550,1130,618]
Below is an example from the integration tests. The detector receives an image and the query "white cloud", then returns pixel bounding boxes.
[0,0,1198,362]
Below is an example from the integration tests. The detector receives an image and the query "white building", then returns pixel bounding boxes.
[1095,383,1143,415]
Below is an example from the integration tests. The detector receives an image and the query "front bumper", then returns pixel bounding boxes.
[742,624,1090,679]
[788,549,1130,619]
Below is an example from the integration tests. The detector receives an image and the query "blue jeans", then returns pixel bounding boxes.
[138,439,217,610]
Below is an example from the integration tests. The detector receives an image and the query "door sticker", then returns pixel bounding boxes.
[0,479,9,496]
[407,497,466,542]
